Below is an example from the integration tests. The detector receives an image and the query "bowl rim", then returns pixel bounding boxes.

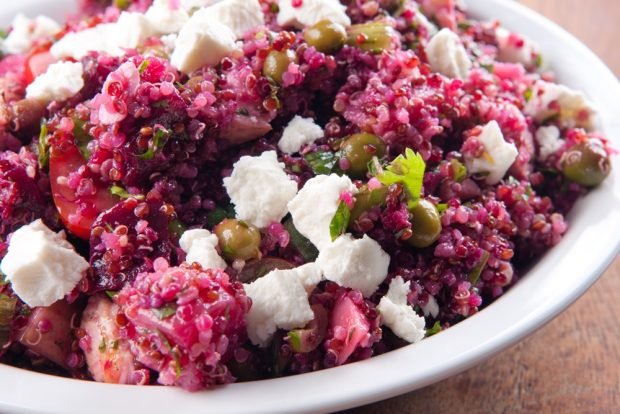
[0,0,619,413]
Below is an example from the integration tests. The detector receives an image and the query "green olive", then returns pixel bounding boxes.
[263,50,297,85]
[303,20,347,54]
[346,22,394,53]
[214,219,261,261]
[341,133,387,178]
[349,185,389,225]
[560,140,611,187]
[407,199,442,248]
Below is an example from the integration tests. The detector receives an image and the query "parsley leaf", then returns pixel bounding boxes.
[110,185,144,200]
[468,250,490,285]
[206,205,236,228]
[283,217,318,262]
[304,151,339,175]
[426,321,442,337]
[139,126,170,160]
[329,201,350,241]
[153,304,177,320]
[377,148,426,208]
[37,122,49,168]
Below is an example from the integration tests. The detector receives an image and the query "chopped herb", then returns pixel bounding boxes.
[534,54,543,69]
[0,294,16,347]
[304,151,339,175]
[437,203,448,214]
[468,250,490,285]
[458,21,473,31]
[377,148,426,208]
[138,59,150,74]
[236,107,250,116]
[105,290,118,300]
[0,29,8,40]
[110,339,119,350]
[98,338,107,353]
[153,304,177,320]
[426,321,442,337]
[329,201,351,241]
[450,159,467,182]
[523,184,532,201]
[480,62,494,73]
[73,118,93,159]
[284,217,319,262]
[206,205,236,228]
[524,87,533,102]
[38,123,49,168]
[139,127,170,160]
[110,185,144,200]
[113,0,130,10]
[173,348,182,379]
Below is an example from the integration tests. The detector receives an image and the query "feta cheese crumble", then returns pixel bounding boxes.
[145,0,190,34]
[2,13,60,55]
[207,0,264,38]
[524,80,597,130]
[277,0,351,29]
[278,116,324,154]
[244,264,320,346]
[0,220,89,307]
[495,27,540,67]
[287,173,357,250]
[421,294,439,318]
[223,151,298,229]
[179,229,227,270]
[377,277,426,343]
[425,28,471,80]
[26,61,85,102]
[464,120,518,185]
[535,125,564,161]
[316,234,390,298]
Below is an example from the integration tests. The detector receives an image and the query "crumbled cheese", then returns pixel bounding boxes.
[535,125,564,161]
[421,294,439,318]
[223,151,298,228]
[377,276,426,343]
[161,34,178,50]
[287,173,357,251]
[145,0,190,34]
[244,265,319,346]
[495,27,539,67]
[0,220,89,307]
[277,0,351,29]
[524,80,597,130]
[425,28,471,80]
[179,229,227,270]
[412,6,437,36]
[170,10,238,74]
[464,120,518,185]
[26,61,84,102]
[278,116,324,154]
[207,0,264,38]
[316,234,389,297]
[2,14,60,55]
[289,262,324,293]
[181,0,222,9]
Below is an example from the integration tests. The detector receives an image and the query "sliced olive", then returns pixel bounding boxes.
[350,185,389,224]
[346,22,394,53]
[341,133,387,178]
[214,219,261,261]
[303,20,347,54]
[407,199,442,248]
[560,140,611,187]
[263,50,297,85]
[287,304,328,353]
[238,257,295,284]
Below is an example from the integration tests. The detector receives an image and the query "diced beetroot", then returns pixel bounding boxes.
[89,198,174,292]
[80,295,147,384]
[17,300,79,369]
[329,294,371,365]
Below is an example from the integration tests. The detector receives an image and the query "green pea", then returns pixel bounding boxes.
[560,140,611,187]
[303,20,347,54]
[407,199,442,248]
[263,50,297,85]
[349,185,389,224]
[214,219,261,261]
[346,22,394,53]
[341,133,387,178]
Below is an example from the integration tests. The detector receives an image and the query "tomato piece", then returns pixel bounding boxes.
[24,50,56,85]
[49,141,118,239]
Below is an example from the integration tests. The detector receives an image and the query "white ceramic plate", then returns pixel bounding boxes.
[0,1,619,413]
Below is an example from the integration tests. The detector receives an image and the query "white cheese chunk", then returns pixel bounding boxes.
[495,27,539,67]
[0,220,89,307]
[524,80,597,130]
[145,0,190,34]
[425,28,471,80]
[377,276,426,343]
[278,116,324,154]
[207,0,264,38]
[223,151,298,229]
[287,173,357,251]
[277,0,351,29]
[316,234,389,297]
[179,229,227,270]
[244,265,318,346]
[161,33,178,50]
[421,294,439,318]
[2,14,60,55]
[26,61,84,102]
[535,125,564,161]
[464,120,518,185]
[181,0,222,10]
[170,10,238,74]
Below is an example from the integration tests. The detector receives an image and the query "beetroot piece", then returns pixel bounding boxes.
[89,198,175,293]
[17,300,79,369]
[116,259,251,391]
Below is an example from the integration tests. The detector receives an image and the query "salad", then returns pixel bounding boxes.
[0,0,612,391]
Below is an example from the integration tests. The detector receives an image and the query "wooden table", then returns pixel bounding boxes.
[348,1,620,412]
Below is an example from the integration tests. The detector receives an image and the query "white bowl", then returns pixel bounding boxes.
[1,1,619,413]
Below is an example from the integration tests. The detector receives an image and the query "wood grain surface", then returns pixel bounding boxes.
[345,1,620,413]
